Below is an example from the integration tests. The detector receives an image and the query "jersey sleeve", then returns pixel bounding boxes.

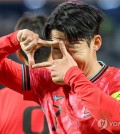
[30,67,59,101]
[0,31,39,102]
[64,66,120,133]
[0,58,22,92]
[0,31,22,91]
[0,31,56,103]
[0,31,20,59]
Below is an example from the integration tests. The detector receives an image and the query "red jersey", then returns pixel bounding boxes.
[0,32,120,134]
[0,88,49,134]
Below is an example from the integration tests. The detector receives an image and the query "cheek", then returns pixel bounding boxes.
[73,55,84,63]
[71,53,88,67]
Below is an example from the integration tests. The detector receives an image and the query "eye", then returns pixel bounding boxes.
[53,47,60,50]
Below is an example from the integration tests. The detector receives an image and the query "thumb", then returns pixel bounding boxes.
[27,53,35,67]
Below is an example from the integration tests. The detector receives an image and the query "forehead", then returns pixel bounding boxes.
[50,29,66,40]
[50,29,88,49]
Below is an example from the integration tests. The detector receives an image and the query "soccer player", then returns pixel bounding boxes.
[0,0,120,133]
[0,15,50,134]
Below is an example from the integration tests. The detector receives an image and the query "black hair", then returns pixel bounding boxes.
[15,14,51,63]
[44,0,104,45]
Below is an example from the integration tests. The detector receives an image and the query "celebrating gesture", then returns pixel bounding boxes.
[17,29,58,66]
[1,0,120,133]
[17,29,77,84]
[32,41,78,84]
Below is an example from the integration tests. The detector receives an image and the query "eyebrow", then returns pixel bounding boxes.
[51,37,66,40]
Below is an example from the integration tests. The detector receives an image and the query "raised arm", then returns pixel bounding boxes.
[0,30,58,101]
[0,30,41,96]
[33,41,120,132]
[64,67,120,132]
[0,31,23,92]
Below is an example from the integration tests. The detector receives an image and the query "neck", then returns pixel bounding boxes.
[85,61,103,79]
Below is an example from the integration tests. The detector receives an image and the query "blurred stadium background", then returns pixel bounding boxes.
[0,0,120,73]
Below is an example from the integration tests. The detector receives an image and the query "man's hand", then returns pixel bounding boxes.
[32,41,78,84]
[17,29,58,66]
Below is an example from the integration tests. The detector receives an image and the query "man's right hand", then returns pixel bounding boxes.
[17,29,58,66]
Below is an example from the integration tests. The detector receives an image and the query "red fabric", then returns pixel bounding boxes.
[0,88,49,134]
[0,31,120,133]
[0,31,20,59]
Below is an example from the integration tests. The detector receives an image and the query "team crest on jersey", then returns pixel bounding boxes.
[111,91,120,100]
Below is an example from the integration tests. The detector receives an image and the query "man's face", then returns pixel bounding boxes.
[50,29,97,74]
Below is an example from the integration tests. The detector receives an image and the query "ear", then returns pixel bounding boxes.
[93,35,102,52]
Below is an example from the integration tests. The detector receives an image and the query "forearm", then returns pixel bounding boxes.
[0,31,23,93]
[0,58,23,92]
[0,31,42,103]
[64,66,120,132]
[0,31,20,59]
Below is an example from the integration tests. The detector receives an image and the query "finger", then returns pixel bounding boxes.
[24,40,38,51]
[34,46,40,51]
[24,36,33,45]
[51,71,57,77]
[32,62,52,68]
[20,32,28,42]
[51,76,64,85]
[27,53,35,67]
[17,30,23,42]
[38,39,59,47]
[21,36,33,46]
[59,41,69,56]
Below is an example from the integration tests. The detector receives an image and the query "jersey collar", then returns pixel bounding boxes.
[90,61,108,83]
